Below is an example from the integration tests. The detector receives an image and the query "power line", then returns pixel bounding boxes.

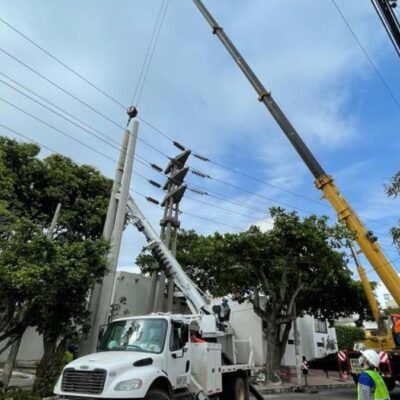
[0,67,347,223]
[1,88,394,244]
[0,47,125,130]
[131,0,170,107]
[137,116,330,208]
[0,97,158,174]
[130,1,166,105]
[0,123,244,235]
[179,209,243,231]
[139,116,394,230]
[0,98,115,162]
[0,12,395,231]
[133,170,270,223]
[3,70,395,232]
[0,74,170,159]
[2,24,390,229]
[1,122,397,262]
[330,0,400,111]
[0,16,126,109]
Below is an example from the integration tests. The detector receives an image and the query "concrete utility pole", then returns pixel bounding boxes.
[152,150,190,313]
[79,130,130,356]
[2,203,61,389]
[80,121,138,355]
[293,304,302,385]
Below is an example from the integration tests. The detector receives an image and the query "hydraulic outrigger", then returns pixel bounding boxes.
[192,0,400,310]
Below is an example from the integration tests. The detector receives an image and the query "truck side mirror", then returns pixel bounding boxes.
[172,348,186,359]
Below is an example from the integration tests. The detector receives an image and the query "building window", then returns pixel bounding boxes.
[314,318,327,333]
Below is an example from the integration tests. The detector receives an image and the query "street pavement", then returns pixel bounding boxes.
[253,386,400,399]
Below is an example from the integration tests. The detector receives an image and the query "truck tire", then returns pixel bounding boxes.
[227,376,249,400]
[144,389,171,400]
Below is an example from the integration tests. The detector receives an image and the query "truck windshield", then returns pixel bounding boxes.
[98,318,168,354]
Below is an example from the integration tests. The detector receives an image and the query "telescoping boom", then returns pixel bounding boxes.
[126,196,209,315]
[192,0,400,306]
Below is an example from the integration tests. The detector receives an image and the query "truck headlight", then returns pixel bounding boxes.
[114,379,142,391]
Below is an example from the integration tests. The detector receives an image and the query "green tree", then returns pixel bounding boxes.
[138,208,372,382]
[335,325,365,350]
[0,137,111,396]
[386,171,400,248]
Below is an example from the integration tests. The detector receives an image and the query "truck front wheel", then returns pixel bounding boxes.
[144,389,171,400]
[223,376,249,400]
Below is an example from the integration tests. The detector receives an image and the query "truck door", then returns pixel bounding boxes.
[167,320,191,390]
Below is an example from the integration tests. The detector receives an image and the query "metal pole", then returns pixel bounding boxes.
[79,130,130,356]
[167,205,179,312]
[154,189,174,312]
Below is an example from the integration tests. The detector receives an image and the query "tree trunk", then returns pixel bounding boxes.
[264,317,293,383]
[264,325,282,382]
[33,334,65,397]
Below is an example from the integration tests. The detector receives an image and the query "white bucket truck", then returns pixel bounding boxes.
[54,197,258,400]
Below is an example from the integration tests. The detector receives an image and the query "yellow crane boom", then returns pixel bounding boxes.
[193,0,400,307]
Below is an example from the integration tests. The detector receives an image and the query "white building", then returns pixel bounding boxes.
[224,299,338,367]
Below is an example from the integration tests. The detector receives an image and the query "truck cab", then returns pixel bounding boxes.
[54,315,193,399]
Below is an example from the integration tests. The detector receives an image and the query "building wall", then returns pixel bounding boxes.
[113,271,153,318]
[225,299,338,367]
[0,327,43,366]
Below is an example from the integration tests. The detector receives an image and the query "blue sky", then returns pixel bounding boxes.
[0,0,399,293]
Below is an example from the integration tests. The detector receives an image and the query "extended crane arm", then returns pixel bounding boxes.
[126,196,208,314]
[193,0,400,307]
[349,244,381,323]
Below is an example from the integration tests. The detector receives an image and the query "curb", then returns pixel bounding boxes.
[255,382,355,395]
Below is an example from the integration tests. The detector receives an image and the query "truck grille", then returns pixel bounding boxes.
[61,368,106,394]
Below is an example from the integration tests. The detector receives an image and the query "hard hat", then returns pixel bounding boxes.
[360,349,380,368]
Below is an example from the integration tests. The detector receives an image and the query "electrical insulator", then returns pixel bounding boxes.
[193,152,210,162]
[189,188,208,196]
[173,141,186,151]
[148,180,162,188]
[150,163,163,173]
[146,197,160,205]
[191,169,211,179]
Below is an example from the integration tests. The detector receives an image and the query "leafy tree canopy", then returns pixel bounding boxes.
[0,137,111,395]
[386,171,400,248]
[138,207,372,381]
[335,325,365,350]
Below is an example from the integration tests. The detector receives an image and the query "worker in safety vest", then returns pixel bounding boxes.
[393,316,400,346]
[358,349,390,400]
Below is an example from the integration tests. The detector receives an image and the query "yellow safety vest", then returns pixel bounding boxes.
[358,370,390,400]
